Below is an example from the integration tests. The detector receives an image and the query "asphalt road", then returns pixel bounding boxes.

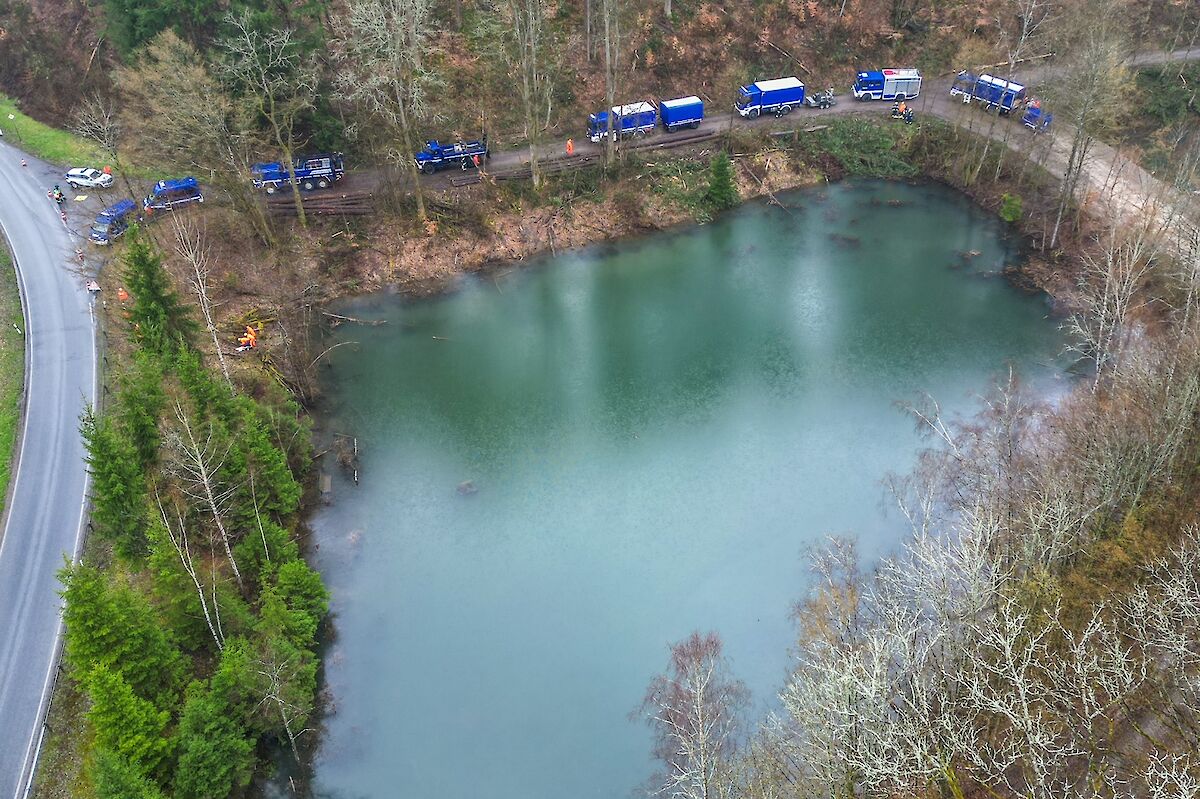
[0,143,95,798]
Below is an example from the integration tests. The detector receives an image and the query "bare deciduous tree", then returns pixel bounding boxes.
[335,0,440,223]
[639,632,748,799]
[221,11,317,228]
[172,217,234,393]
[156,490,225,650]
[72,93,138,200]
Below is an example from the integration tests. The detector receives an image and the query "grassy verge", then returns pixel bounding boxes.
[0,94,103,166]
[0,246,25,519]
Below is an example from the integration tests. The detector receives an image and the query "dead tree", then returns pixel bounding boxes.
[72,94,138,200]
[172,217,234,393]
[156,490,225,650]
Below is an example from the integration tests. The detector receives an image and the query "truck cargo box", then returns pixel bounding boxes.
[660,96,704,131]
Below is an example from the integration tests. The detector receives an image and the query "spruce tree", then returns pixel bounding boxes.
[123,228,194,355]
[81,406,149,560]
[91,749,167,799]
[116,352,166,469]
[86,665,173,775]
[703,152,739,213]
[173,681,255,799]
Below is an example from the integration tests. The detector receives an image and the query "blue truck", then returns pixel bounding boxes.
[1021,102,1053,132]
[588,101,658,142]
[415,138,490,173]
[142,177,203,212]
[852,68,922,101]
[659,96,705,131]
[950,72,1028,114]
[89,198,139,245]
[737,77,805,118]
[251,153,345,193]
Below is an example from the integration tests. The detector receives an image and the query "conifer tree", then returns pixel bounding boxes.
[173,681,255,799]
[123,228,194,355]
[91,749,167,799]
[81,406,150,560]
[116,352,166,469]
[703,152,739,213]
[86,665,174,775]
[61,563,184,707]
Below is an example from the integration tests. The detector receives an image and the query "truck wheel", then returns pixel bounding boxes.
[302,179,315,191]
[68,180,80,189]
[318,178,330,188]
[420,163,435,175]
[690,121,700,129]
[748,108,760,119]
[265,185,277,195]
[779,104,792,116]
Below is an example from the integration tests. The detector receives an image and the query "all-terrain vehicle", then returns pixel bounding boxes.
[804,89,837,109]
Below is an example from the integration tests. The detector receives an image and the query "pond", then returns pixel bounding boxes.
[305,180,1065,799]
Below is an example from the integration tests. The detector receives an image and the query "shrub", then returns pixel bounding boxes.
[703,152,739,213]
[1000,193,1024,224]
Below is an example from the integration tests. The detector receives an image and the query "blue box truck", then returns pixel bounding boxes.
[659,96,704,131]
[588,101,658,142]
[252,153,346,192]
[852,68,922,101]
[89,199,138,245]
[737,77,805,118]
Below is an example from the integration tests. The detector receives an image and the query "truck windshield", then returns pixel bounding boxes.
[736,89,752,109]
[91,222,110,236]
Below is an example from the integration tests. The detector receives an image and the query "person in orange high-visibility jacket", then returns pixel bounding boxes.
[566,138,575,156]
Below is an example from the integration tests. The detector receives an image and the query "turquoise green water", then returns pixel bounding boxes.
[307,181,1065,799]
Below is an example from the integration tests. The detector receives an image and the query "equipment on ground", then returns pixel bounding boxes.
[950,72,1028,114]
[588,102,658,142]
[737,77,806,118]
[89,198,139,245]
[1021,101,1053,132]
[804,88,837,109]
[852,68,922,101]
[251,153,346,193]
[414,139,489,174]
[659,96,705,131]
[142,177,203,211]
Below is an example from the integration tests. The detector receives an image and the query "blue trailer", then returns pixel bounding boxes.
[852,68,922,101]
[89,198,138,245]
[415,138,490,174]
[142,177,203,212]
[588,101,658,142]
[950,72,1028,114]
[251,153,345,193]
[737,77,805,118]
[659,96,704,131]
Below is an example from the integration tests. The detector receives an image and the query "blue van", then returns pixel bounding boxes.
[142,177,203,212]
[89,199,139,245]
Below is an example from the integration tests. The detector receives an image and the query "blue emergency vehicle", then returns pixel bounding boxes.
[1021,103,1053,132]
[659,96,705,131]
[588,101,658,142]
[737,77,806,118]
[143,177,203,212]
[251,153,345,193]
[852,68,922,101]
[950,72,1027,114]
[89,199,139,245]
[415,139,489,173]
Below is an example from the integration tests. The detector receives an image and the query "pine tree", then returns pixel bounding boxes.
[91,749,167,799]
[81,405,149,559]
[236,396,302,520]
[123,228,194,355]
[173,681,255,799]
[703,152,739,213]
[61,563,184,707]
[86,665,174,775]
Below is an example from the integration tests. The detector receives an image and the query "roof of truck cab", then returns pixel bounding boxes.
[660,95,703,108]
[750,77,803,92]
[98,198,137,219]
[152,176,199,193]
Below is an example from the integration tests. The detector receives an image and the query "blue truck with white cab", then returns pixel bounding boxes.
[950,72,1027,114]
[659,96,705,131]
[143,177,203,212]
[588,101,658,142]
[737,77,805,118]
[251,153,345,193]
[415,138,490,173]
[852,68,922,101]
[89,198,139,245]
